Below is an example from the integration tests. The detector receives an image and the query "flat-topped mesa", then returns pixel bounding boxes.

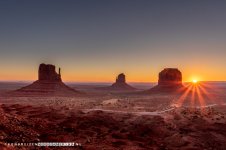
[145,68,185,93]
[38,63,61,82]
[116,73,126,83]
[158,68,182,87]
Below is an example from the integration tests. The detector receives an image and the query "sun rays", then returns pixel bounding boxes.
[175,81,218,110]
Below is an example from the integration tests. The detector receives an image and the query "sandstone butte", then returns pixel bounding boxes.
[148,68,184,93]
[99,73,136,91]
[9,63,81,97]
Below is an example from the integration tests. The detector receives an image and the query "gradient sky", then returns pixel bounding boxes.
[0,0,226,82]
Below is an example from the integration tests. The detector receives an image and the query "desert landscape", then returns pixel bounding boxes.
[1,1,226,149]
[0,64,226,150]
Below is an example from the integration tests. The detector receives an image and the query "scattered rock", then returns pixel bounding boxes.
[0,136,4,140]
[101,99,120,106]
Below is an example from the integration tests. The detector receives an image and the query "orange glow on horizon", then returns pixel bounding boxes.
[192,79,198,83]
[0,66,225,82]
[0,75,224,83]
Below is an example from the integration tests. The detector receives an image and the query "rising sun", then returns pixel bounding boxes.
[192,79,198,84]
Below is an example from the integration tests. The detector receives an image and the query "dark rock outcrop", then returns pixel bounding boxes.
[147,68,184,93]
[8,63,81,97]
[38,64,61,81]
[98,73,136,91]
[116,73,126,83]
[158,68,182,87]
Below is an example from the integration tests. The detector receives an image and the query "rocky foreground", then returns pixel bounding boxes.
[0,104,226,150]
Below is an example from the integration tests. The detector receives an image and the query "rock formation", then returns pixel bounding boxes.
[38,64,61,81]
[99,73,136,91]
[147,68,184,93]
[116,73,126,83]
[158,68,182,87]
[9,63,81,96]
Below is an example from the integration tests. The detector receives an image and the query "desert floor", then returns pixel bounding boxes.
[0,82,226,150]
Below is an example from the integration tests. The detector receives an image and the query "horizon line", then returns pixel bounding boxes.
[0,80,226,84]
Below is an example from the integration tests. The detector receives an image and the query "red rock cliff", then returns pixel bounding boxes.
[158,68,182,87]
[38,64,61,81]
[116,73,126,83]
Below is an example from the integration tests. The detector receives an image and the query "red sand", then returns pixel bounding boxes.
[0,104,226,150]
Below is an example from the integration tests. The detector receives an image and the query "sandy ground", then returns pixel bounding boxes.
[0,82,226,149]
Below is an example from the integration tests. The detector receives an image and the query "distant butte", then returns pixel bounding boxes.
[38,63,62,82]
[9,63,81,97]
[99,73,136,91]
[148,68,184,93]
[158,68,182,87]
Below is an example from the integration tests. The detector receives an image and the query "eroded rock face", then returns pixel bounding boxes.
[98,73,135,91]
[116,73,126,83]
[158,68,182,87]
[38,64,61,81]
[110,73,135,90]
[8,63,81,96]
